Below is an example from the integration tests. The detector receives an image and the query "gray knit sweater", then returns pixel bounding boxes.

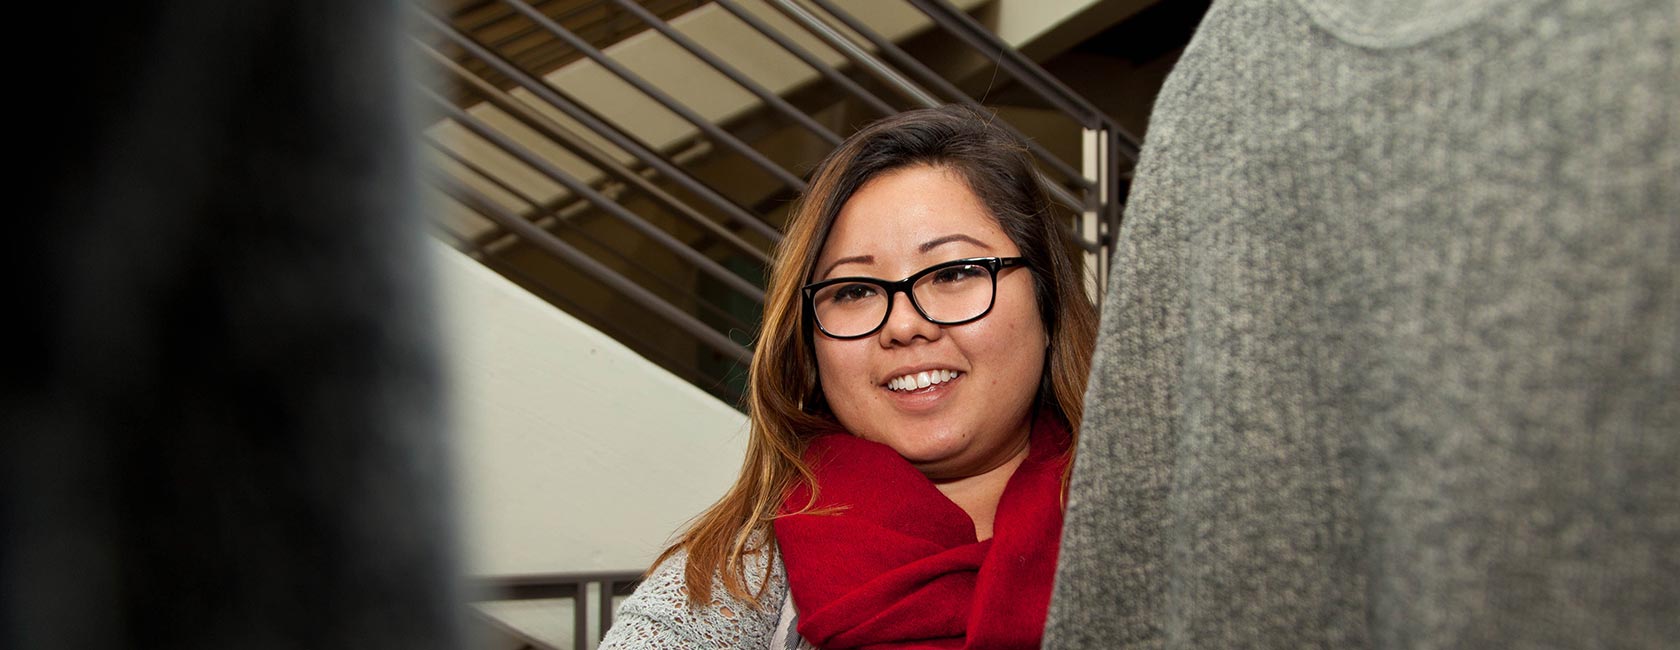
[1047,0,1677,648]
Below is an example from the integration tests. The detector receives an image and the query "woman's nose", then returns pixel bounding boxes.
[878,290,941,346]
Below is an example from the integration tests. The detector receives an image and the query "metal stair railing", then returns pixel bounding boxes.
[412,0,1140,408]
[471,570,645,650]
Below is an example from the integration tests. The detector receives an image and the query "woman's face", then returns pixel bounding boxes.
[810,165,1047,481]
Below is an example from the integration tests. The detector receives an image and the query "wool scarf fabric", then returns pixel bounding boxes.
[775,414,1070,649]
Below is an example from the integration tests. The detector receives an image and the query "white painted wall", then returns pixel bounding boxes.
[432,242,749,576]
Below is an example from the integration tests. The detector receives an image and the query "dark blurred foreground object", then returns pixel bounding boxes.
[5,2,465,649]
[1050,0,1677,647]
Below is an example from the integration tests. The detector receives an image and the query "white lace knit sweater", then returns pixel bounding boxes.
[600,547,813,649]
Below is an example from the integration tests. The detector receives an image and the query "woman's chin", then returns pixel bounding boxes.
[871,435,964,470]
[863,421,1028,480]
[895,443,978,479]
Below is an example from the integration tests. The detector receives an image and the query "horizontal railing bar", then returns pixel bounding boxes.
[479,583,583,600]
[476,1,702,71]
[423,87,767,303]
[1038,167,1088,218]
[424,141,758,334]
[435,176,754,365]
[907,0,1098,127]
[802,0,1092,192]
[908,0,1142,160]
[482,3,609,59]
[425,136,589,248]
[413,6,786,243]
[497,0,811,193]
[607,0,845,146]
[435,178,761,338]
[430,220,479,253]
[453,236,744,403]
[496,7,647,80]
[419,40,771,265]
[478,570,646,588]
[764,0,1092,231]
[712,0,897,118]
[764,0,940,108]
[461,0,592,34]
[462,178,612,255]
[1061,218,1101,253]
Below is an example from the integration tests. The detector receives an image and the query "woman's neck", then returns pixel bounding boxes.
[932,438,1031,541]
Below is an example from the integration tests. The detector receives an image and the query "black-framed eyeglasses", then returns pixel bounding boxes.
[801,257,1029,340]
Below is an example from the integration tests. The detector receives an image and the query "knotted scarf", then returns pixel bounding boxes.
[774,414,1069,649]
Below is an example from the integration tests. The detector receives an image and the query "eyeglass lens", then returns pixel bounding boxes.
[810,262,995,337]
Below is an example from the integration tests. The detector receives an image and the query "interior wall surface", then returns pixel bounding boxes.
[434,242,750,576]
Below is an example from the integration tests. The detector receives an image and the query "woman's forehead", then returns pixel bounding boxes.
[815,166,1012,269]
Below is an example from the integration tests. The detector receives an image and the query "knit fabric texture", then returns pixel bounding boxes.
[602,547,813,649]
[775,415,1069,649]
[1045,0,1678,648]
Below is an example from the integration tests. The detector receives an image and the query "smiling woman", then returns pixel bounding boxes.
[808,165,1049,531]
[602,105,1097,649]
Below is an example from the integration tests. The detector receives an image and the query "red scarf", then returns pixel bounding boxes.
[774,414,1069,649]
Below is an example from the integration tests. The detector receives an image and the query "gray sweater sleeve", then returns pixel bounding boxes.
[601,548,788,649]
[1048,0,1678,647]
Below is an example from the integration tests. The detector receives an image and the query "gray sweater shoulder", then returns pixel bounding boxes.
[600,546,788,649]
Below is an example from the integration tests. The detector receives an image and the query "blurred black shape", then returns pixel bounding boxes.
[6,2,465,649]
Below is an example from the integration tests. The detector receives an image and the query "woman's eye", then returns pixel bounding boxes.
[931,265,986,284]
[829,283,878,303]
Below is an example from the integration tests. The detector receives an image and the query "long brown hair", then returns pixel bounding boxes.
[655,105,1098,607]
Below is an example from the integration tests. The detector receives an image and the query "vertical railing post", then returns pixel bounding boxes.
[573,582,589,650]
[598,579,617,643]
[1081,127,1103,302]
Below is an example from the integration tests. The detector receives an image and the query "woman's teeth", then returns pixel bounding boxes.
[887,369,961,392]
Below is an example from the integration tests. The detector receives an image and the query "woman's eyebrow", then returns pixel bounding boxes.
[817,234,989,280]
[919,233,992,253]
[819,255,873,280]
